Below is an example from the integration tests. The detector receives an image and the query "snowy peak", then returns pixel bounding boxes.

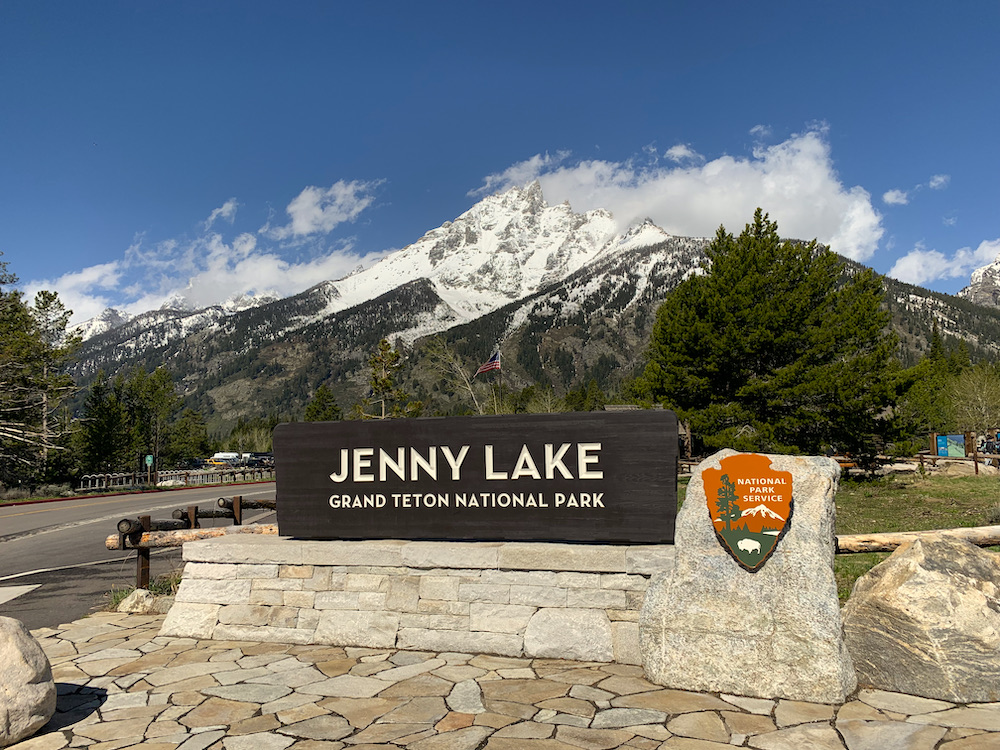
[610,218,677,252]
[219,291,280,313]
[959,250,1000,308]
[320,182,622,322]
[73,183,681,349]
[70,308,132,340]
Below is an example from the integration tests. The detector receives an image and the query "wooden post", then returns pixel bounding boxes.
[186,506,198,529]
[233,496,242,525]
[137,515,151,589]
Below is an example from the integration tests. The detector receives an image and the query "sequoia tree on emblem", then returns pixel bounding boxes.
[703,453,793,572]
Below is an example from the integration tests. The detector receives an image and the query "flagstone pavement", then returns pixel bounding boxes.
[12,612,1000,750]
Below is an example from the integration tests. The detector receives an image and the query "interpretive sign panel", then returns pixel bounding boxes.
[274,410,678,543]
[935,433,968,457]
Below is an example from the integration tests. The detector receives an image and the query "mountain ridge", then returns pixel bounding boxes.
[67,184,1000,430]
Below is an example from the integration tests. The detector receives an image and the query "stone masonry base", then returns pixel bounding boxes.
[160,536,675,664]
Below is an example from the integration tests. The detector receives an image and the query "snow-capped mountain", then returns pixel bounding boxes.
[72,290,280,342]
[71,182,684,368]
[67,181,1000,428]
[309,181,645,324]
[70,308,132,340]
[71,182,655,345]
[959,250,1000,308]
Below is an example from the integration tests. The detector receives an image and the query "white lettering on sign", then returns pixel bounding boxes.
[329,494,387,508]
[441,445,469,480]
[511,445,541,480]
[329,443,604,483]
[410,447,436,481]
[483,443,603,480]
[353,447,374,482]
[484,445,507,480]
[545,443,573,479]
[331,446,469,483]
[327,491,615,512]
[554,492,605,507]
[578,443,603,479]
[734,477,786,503]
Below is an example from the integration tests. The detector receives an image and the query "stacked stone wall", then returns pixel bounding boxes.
[161,536,675,665]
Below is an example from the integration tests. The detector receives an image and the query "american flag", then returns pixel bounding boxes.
[474,351,501,376]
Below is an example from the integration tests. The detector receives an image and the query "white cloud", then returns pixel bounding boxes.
[928,174,950,190]
[124,238,388,314]
[664,144,704,164]
[31,179,388,326]
[264,180,380,240]
[23,261,122,323]
[475,127,884,261]
[469,151,571,197]
[204,198,238,229]
[882,189,909,206]
[889,238,1000,286]
[749,124,772,139]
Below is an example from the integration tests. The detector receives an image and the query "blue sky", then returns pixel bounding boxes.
[2,1,998,325]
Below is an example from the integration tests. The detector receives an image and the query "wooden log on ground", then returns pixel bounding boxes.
[217,497,276,510]
[836,525,1000,553]
[106,522,278,550]
[117,517,190,534]
[172,508,234,520]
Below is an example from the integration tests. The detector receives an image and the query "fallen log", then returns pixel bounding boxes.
[106,522,278,550]
[172,508,234,520]
[836,525,1000,553]
[217,497,276,510]
[117,517,189,534]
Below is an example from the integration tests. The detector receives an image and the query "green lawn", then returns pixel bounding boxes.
[833,472,1000,601]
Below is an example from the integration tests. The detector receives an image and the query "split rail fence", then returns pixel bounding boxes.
[108,495,277,588]
[106,496,1000,589]
[80,467,275,492]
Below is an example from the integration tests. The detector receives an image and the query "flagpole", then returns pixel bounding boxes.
[498,345,503,414]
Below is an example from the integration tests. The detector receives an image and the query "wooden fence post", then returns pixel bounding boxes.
[136,515,151,589]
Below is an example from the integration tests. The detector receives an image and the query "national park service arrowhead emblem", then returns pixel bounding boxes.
[703,453,793,572]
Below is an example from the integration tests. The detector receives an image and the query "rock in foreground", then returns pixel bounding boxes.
[640,451,855,703]
[843,535,1000,702]
[0,616,56,747]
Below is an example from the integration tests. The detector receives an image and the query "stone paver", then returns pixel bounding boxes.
[7,611,1000,750]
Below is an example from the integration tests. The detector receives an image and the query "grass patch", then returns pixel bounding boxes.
[0,483,75,505]
[677,476,689,507]
[834,552,888,602]
[833,473,1000,601]
[835,474,1000,534]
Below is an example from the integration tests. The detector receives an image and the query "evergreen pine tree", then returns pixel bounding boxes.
[304,384,342,422]
[633,209,899,457]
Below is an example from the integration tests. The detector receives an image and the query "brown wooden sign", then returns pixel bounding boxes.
[274,411,678,543]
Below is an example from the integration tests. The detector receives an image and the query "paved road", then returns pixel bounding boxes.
[0,483,276,630]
